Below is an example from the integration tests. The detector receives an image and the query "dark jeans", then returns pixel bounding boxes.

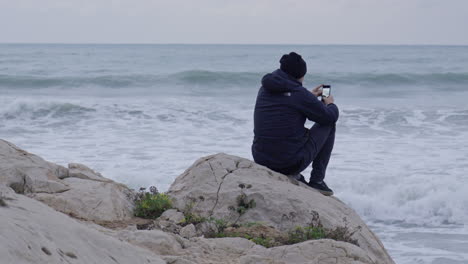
[286,123,336,182]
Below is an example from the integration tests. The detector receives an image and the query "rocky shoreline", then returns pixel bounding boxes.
[0,139,395,264]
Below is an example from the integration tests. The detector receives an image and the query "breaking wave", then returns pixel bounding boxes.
[1,71,467,90]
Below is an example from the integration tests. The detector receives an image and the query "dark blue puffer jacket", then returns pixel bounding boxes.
[252,69,339,171]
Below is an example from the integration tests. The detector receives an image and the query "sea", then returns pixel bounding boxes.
[1,44,467,264]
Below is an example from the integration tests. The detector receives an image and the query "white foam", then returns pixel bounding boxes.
[2,95,468,263]
[2,96,467,227]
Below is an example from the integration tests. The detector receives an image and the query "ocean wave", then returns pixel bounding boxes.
[0,70,263,89]
[0,74,158,89]
[0,100,159,125]
[318,72,468,87]
[1,71,466,90]
[3,99,467,133]
[1,101,96,121]
[169,70,261,86]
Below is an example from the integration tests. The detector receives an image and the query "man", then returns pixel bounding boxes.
[252,52,339,196]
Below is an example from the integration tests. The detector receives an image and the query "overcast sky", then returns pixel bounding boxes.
[1,0,467,45]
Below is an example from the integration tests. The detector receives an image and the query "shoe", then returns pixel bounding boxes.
[288,173,308,185]
[308,181,334,196]
[296,174,308,185]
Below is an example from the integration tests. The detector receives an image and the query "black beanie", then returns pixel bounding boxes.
[280,52,307,79]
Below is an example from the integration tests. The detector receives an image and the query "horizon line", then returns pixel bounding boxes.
[1,42,468,47]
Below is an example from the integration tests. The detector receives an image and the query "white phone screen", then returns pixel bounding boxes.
[322,88,330,98]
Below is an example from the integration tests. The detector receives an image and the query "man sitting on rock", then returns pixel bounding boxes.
[252,52,339,196]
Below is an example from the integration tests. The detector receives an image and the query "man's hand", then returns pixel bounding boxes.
[311,84,323,97]
[323,95,335,105]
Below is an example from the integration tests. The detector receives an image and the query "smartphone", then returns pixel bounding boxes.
[322,85,331,98]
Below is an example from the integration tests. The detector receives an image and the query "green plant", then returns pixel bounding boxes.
[209,217,228,232]
[236,193,256,215]
[207,230,273,248]
[325,225,360,246]
[285,220,360,246]
[250,236,273,248]
[229,184,257,225]
[134,186,173,219]
[208,231,229,238]
[182,213,207,225]
[241,221,263,228]
[304,226,327,239]
[286,226,327,244]
[181,200,207,226]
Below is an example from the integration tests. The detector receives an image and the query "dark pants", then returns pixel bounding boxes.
[285,123,336,182]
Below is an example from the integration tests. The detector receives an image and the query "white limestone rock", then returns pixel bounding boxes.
[196,221,219,237]
[180,224,197,239]
[115,229,183,256]
[0,140,69,194]
[1,139,395,264]
[154,219,182,233]
[168,153,395,264]
[32,177,135,222]
[0,139,136,223]
[0,185,164,264]
[241,239,374,264]
[68,162,113,182]
[160,208,185,224]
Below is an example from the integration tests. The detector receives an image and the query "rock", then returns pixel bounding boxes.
[241,239,375,264]
[0,185,165,264]
[181,237,259,264]
[168,153,395,264]
[178,236,374,264]
[32,177,135,222]
[1,140,395,264]
[0,140,136,223]
[68,163,113,182]
[180,224,197,239]
[115,229,183,255]
[0,140,69,194]
[154,219,182,233]
[160,209,185,224]
[196,221,219,236]
[162,256,197,264]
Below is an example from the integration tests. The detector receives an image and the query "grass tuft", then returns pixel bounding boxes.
[286,226,327,244]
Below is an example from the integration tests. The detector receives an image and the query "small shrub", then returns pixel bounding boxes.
[326,225,360,246]
[236,193,256,215]
[181,200,207,226]
[182,213,206,226]
[241,221,263,228]
[231,188,256,225]
[208,231,229,238]
[250,236,273,248]
[304,226,327,240]
[134,187,173,219]
[285,224,360,246]
[225,185,258,225]
[207,230,273,248]
[209,217,228,232]
[286,226,327,244]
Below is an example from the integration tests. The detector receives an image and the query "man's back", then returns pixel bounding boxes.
[254,70,308,139]
[252,69,339,172]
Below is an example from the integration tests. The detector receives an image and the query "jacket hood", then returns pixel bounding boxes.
[261,69,302,93]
